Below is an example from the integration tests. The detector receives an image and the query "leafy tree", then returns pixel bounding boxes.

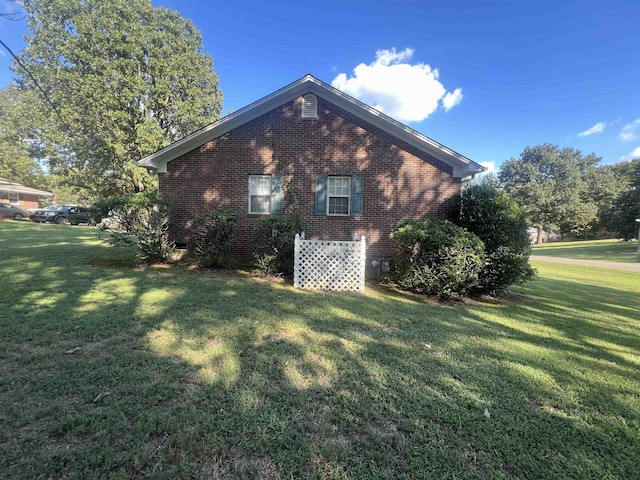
[14,0,222,197]
[471,171,500,188]
[604,159,640,240]
[556,164,630,238]
[0,86,47,185]
[455,184,535,294]
[499,144,600,242]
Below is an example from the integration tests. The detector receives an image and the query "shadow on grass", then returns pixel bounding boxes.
[1,221,639,479]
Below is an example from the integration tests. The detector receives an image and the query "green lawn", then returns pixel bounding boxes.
[1,221,639,479]
[532,238,638,263]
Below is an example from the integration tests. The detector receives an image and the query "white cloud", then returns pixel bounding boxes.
[331,48,463,122]
[577,122,607,137]
[473,161,496,180]
[619,118,640,142]
[480,161,495,173]
[443,88,463,111]
[375,47,414,66]
[620,147,640,162]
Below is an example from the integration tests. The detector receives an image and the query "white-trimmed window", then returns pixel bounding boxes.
[248,175,283,214]
[327,176,351,215]
[302,94,318,118]
[8,192,19,205]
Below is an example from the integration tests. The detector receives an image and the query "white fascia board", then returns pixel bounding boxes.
[137,75,486,178]
[0,186,53,196]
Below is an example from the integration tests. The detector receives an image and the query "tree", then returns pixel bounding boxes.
[0,86,47,185]
[604,159,640,240]
[455,184,535,294]
[498,144,600,243]
[14,0,222,198]
[566,163,631,238]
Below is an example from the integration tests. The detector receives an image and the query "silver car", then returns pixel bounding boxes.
[0,203,30,220]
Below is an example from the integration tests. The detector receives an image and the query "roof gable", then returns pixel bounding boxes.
[137,75,485,178]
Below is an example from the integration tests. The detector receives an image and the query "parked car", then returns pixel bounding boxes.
[45,205,92,225]
[0,203,30,220]
[29,206,58,223]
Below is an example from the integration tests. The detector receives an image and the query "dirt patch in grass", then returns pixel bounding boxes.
[216,446,279,480]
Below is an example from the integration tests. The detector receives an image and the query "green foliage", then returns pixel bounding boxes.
[190,209,237,267]
[499,144,600,240]
[602,159,640,240]
[0,86,47,186]
[558,202,599,239]
[455,184,535,294]
[457,183,530,252]
[15,0,222,197]
[391,218,485,298]
[0,85,96,202]
[251,216,301,275]
[93,192,174,262]
[481,247,536,293]
[558,163,630,239]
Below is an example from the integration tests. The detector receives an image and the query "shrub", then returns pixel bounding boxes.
[190,209,237,267]
[391,218,485,298]
[92,192,174,263]
[455,184,535,294]
[251,215,301,275]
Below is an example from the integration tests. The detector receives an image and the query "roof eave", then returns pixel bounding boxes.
[0,186,53,196]
[137,76,319,173]
[137,75,485,178]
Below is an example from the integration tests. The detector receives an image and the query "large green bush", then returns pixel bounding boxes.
[251,215,301,275]
[92,192,174,263]
[391,218,485,298]
[190,209,237,267]
[455,184,535,294]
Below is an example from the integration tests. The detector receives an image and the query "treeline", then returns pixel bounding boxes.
[492,144,640,241]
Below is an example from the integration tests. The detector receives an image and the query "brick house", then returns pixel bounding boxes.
[0,177,53,210]
[137,75,485,270]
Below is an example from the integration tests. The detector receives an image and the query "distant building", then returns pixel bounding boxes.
[0,177,53,209]
[527,227,560,244]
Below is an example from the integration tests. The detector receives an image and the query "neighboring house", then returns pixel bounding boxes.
[0,177,53,210]
[527,227,560,244]
[137,75,485,271]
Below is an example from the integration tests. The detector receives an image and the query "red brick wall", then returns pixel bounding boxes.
[0,193,41,210]
[159,96,462,265]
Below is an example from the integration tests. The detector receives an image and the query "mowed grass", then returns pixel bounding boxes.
[532,238,638,263]
[1,221,639,479]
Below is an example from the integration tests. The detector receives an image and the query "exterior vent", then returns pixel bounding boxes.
[301,94,317,118]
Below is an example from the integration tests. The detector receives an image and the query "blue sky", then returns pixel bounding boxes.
[1,0,639,172]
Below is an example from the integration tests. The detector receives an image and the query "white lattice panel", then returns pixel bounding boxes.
[294,235,366,292]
